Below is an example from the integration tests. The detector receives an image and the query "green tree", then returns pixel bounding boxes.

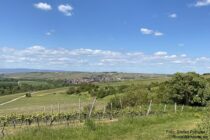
[162,72,210,106]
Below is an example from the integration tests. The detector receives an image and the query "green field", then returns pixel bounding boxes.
[0,75,209,140]
[0,78,168,115]
[18,80,50,86]
[0,87,102,115]
[3,110,204,140]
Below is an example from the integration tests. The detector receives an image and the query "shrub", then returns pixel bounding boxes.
[25,92,32,97]
[160,72,210,106]
[66,87,81,95]
[66,84,99,95]
[89,86,117,98]
[107,88,150,109]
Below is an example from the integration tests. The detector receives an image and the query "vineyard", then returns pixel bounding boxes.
[0,99,204,138]
[1,72,210,139]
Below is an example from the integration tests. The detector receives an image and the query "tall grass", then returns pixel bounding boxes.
[3,111,201,140]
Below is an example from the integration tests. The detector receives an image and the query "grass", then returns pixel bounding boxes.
[0,93,26,104]
[0,77,168,115]
[0,77,206,140]
[3,112,201,140]
[18,80,50,86]
[0,87,110,115]
[97,77,170,87]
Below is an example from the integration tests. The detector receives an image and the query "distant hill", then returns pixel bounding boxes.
[0,69,170,80]
[0,68,64,74]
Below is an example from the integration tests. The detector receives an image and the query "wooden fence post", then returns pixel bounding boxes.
[102,105,106,119]
[163,104,167,112]
[110,102,113,120]
[58,103,61,124]
[174,103,177,113]
[139,105,142,116]
[79,98,81,121]
[181,105,184,112]
[146,100,152,116]
[88,97,96,118]
[120,98,123,109]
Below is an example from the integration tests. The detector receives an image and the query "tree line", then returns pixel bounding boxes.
[0,78,69,96]
[66,72,210,109]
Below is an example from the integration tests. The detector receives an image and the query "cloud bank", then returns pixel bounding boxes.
[1,46,210,73]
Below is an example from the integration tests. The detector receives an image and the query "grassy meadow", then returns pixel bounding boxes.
[0,77,168,115]
[3,111,204,140]
[0,73,210,140]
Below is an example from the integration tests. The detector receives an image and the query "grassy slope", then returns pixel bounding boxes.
[18,80,50,86]
[0,87,110,115]
[1,77,204,140]
[97,77,169,86]
[0,93,26,104]
[3,113,200,140]
[0,78,169,115]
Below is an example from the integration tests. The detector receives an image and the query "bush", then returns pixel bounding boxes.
[66,87,81,95]
[117,85,130,93]
[160,72,210,106]
[89,86,117,98]
[107,88,150,109]
[66,84,99,95]
[25,92,32,97]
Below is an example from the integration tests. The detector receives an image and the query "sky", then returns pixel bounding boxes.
[0,0,210,74]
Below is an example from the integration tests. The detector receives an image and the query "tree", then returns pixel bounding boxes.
[162,72,210,106]
[25,92,32,97]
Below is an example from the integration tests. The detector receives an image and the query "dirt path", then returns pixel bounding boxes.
[0,92,37,106]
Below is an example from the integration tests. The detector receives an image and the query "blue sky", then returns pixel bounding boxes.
[0,0,210,73]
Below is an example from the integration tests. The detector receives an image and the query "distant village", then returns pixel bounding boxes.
[64,74,122,84]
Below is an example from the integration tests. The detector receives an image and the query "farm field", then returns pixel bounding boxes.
[2,109,204,140]
[2,0,210,139]
[0,87,110,115]
[0,73,210,140]
[0,77,168,115]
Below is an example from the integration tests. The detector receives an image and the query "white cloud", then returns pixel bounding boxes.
[1,46,210,73]
[165,55,177,59]
[154,51,168,56]
[34,2,52,11]
[140,28,153,35]
[140,28,164,36]
[172,60,182,64]
[58,4,73,16]
[169,13,177,18]
[195,0,210,7]
[154,31,164,36]
[196,57,210,61]
[181,54,187,57]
